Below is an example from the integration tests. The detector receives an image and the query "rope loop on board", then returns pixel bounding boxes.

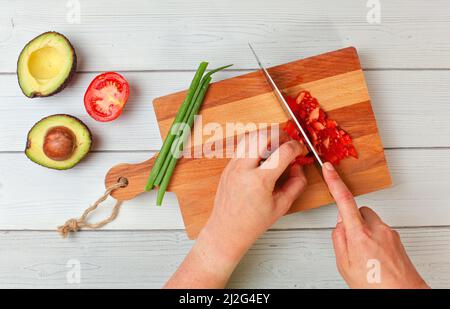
[58,177,128,238]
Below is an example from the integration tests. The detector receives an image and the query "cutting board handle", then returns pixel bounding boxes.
[104,154,157,201]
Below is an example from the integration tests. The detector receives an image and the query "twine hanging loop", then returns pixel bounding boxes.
[58,177,128,238]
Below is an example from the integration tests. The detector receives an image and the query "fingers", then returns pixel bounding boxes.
[233,130,269,168]
[233,131,261,168]
[259,140,304,183]
[332,222,349,270]
[274,164,308,211]
[322,162,364,230]
[359,206,383,228]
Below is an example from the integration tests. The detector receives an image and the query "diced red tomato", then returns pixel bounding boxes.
[284,121,301,140]
[283,90,358,166]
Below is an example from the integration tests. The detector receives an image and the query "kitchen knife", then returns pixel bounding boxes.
[248,43,324,167]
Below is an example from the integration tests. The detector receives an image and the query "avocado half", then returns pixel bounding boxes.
[17,32,77,98]
[25,115,92,170]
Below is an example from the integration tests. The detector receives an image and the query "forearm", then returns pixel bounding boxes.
[164,224,248,288]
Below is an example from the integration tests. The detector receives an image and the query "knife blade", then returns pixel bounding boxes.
[248,43,323,167]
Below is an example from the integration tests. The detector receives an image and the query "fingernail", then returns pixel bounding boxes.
[337,211,343,223]
[324,162,334,171]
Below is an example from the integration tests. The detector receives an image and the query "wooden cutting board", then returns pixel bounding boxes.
[105,47,392,239]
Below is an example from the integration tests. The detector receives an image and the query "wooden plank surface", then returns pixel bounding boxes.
[1,227,449,288]
[1,70,450,152]
[1,148,450,230]
[1,0,450,71]
[1,0,450,289]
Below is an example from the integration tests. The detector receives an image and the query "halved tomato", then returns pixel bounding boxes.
[84,72,130,122]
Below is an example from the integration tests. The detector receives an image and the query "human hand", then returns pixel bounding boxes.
[165,133,308,288]
[323,162,429,289]
[200,133,308,268]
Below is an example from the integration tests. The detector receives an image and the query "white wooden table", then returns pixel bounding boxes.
[1,0,450,288]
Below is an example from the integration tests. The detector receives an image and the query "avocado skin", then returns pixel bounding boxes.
[17,31,77,98]
[25,114,92,170]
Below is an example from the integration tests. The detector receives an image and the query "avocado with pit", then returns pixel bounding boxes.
[17,32,77,98]
[25,115,92,170]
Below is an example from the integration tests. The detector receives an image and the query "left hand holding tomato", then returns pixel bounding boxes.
[203,136,307,259]
[164,134,307,288]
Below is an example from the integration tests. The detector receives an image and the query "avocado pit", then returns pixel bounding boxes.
[43,126,76,161]
[25,114,92,170]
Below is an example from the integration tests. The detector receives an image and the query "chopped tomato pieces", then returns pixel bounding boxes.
[283,91,358,166]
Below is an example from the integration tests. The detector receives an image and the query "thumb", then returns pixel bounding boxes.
[274,164,308,213]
